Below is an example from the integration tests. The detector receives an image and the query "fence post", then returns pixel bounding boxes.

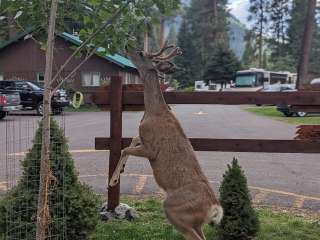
[108,76,123,210]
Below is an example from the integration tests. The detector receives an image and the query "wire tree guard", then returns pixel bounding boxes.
[1,114,67,240]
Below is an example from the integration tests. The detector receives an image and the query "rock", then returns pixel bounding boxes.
[100,211,114,222]
[100,202,138,221]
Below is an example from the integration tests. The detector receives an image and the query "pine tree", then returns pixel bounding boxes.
[173,17,199,87]
[174,0,230,86]
[269,0,290,55]
[189,0,229,63]
[0,119,101,240]
[286,0,308,61]
[262,50,268,69]
[268,0,291,72]
[218,158,259,240]
[287,0,320,76]
[248,0,270,68]
[203,45,241,85]
[242,30,258,68]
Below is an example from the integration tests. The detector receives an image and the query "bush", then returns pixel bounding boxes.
[218,158,259,240]
[0,119,101,239]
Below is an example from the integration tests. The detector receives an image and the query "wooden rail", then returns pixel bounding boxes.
[94,91,320,106]
[95,137,320,154]
[96,77,320,210]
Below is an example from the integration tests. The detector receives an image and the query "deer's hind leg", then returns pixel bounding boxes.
[194,226,206,240]
[164,209,204,240]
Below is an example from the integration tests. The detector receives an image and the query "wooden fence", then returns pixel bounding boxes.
[94,76,320,210]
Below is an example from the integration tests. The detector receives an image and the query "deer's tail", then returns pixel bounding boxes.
[208,205,223,226]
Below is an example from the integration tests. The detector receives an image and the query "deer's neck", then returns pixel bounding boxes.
[142,69,168,114]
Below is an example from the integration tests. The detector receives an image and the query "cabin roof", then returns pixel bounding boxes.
[0,29,136,70]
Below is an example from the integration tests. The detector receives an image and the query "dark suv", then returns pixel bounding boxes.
[0,80,69,115]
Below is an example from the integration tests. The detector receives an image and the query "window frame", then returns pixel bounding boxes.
[37,72,45,83]
[81,72,101,87]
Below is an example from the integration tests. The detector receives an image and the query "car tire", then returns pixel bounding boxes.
[296,112,307,117]
[36,102,44,116]
[283,112,294,117]
[0,111,6,120]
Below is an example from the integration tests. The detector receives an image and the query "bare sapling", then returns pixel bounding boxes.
[110,41,223,240]
[36,0,58,239]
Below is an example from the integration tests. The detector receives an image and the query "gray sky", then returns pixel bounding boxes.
[228,0,250,26]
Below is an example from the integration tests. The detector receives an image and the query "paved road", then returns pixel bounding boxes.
[0,105,319,212]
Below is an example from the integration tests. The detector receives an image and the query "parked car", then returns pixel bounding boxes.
[311,78,320,85]
[0,90,22,119]
[0,80,69,115]
[276,82,320,117]
[260,83,296,92]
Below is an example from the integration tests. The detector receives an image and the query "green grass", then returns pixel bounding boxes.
[65,105,102,112]
[90,198,320,240]
[246,106,320,125]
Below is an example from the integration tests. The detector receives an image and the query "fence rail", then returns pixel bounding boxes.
[96,137,320,154]
[94,76,320,211]
[94,91,320,106]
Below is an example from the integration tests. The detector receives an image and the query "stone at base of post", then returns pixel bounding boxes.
[100,202,138,222]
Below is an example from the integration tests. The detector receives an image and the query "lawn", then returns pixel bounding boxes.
[90,198,320,240]
[246,106,320,125]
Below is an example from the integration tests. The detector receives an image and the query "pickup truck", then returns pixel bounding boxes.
[0,80,69,115]
[276,81,320,117]
[0,91,21,120]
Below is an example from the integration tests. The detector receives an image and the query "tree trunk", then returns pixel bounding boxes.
[144,31,149,54]
[36,0,58,239]
[212,0,218,19]
[159,18,166,83]
[258,0,264,68]
[160,17,166,48]
[297,0,317,88]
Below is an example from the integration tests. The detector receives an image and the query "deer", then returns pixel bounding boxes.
[109,42,223,240]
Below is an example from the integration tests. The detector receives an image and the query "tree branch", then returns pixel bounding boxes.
[49,4,128,88]
[51,46,98,93]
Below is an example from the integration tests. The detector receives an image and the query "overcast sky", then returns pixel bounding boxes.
[228,0,250,26]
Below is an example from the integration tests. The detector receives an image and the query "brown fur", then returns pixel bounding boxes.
[110,49,222,240]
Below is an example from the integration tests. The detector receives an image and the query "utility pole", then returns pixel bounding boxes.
[36,0,58,239]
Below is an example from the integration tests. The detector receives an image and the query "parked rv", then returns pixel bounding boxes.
[233,68,297,90]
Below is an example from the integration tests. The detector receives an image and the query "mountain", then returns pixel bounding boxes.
[228,14,247,59]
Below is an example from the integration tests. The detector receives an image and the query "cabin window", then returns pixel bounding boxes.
[82,72,101,86]
[125,73,139,84]
[37,73,45,82]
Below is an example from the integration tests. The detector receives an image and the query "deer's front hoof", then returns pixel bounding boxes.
[109,178,119,187]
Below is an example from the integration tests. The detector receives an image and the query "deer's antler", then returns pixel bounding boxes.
[147,40,175,58]
[154,47,182,62]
